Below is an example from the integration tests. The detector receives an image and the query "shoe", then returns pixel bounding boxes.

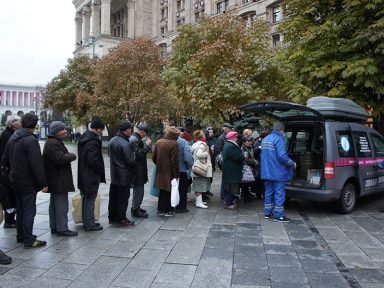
[94,223,101,227]
[274,216,291,223]
[206,191,213,196]
[164,211,175,217]
[224,205,238,210]
[132,208,148,218]
[117,219,135,227]
[139,207,147,213]
[202,195,210,202]
[196,195,208,209]
[84,225,103,232]
[56,230,78,237]
[17,239,23,244]
[380,208,384,213]
[0,251,12,265]
[3,223,16,229]
[175,209,189,213]
[51,229,57,234]
[24,239,47,249]
[264,214,273,219]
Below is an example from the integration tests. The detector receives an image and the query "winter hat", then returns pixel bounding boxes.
[226,131,238,141]
[90,117,105,129]
[273,121,285,131]
[119,121,133,131]
[49,121,66,135]
[136,123,149,133]
[223,122,233,129]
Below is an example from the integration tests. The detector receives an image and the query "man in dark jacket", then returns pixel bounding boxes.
[130,124,152,218]
[78,117,106,231]
[0,115,21,228]
[3,113,48,248]
[43,121,77,237]
[108,121,136,226]
[153,127,180,217]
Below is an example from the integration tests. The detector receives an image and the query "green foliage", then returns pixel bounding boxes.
[280,0,384,115]
[163,13,288,122]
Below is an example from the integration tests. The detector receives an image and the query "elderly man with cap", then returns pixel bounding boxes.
[78,117,106,231]
[43,121,77,237]
[221,131,244,209]
[129,123,152,218]
[108,121,136,226]
[260,121,296,223]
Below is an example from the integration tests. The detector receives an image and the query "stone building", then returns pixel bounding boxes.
[73,0,283,57]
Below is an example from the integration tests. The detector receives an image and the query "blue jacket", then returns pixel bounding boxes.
[177,137,193,172]
[260,130,295,182]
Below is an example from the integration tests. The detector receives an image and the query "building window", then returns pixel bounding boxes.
[217,2,223,14]
[159,44,167,57]
[111,8,125,38]
[273,5,281,23]
[177,18,185,26]
[272,34,281,48]
[176,0,185,11]
[161,8,168,20]
[161,26,168,37]
[195,12,200,22]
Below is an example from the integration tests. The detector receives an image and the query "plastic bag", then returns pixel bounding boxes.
[171,178,180,207]
[149,165,160,197]
[72,194,100,224]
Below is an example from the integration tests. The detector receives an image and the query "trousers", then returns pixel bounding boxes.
[176,172,189,211]
[132,185,144,210]
[49,192,69,232]
[82,191,98,228]
[108,183,130,223]
[264,181,286,218]
[15,191,37,246]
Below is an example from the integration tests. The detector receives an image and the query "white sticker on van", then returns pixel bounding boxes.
[365,178,378,188]
[341,137,350,152]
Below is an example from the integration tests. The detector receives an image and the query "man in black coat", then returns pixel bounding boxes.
[0,115,21,228]
[43,121,77,237]
[130,124,152,218]
[3,113,48,248]
[108,121,136,226]
[78,117,106,231]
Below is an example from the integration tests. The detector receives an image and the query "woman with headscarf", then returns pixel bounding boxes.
[191,130,212,209]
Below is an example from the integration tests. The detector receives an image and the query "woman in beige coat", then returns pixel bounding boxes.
[191,130,212,209]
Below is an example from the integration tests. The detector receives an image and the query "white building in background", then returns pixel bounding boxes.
[73,0,283,58]
[0,82,48,125]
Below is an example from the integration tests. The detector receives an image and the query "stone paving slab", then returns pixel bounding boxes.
[2,146,384,287]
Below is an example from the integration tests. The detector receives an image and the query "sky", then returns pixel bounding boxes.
[0,0,75,85]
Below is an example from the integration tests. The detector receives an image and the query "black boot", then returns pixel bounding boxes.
[132,207,148,218]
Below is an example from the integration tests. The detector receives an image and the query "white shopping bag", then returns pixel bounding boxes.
[171,178,180,208]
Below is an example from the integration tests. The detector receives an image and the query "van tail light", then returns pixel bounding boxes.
[324,162,335,179]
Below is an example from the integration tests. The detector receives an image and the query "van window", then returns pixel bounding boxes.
[336,131,354,157]
[294,131,310,152]
[353,131,372,158]
[371,134,384,157]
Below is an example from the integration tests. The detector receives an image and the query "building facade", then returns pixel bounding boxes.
[0,83,47,126]
[73,0,283,57]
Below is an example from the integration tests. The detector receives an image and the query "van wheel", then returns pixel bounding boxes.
[338,182,357,214]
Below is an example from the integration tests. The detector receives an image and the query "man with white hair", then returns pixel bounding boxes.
[0,115,21,228]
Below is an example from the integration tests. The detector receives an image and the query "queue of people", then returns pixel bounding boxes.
[0,114,296,266]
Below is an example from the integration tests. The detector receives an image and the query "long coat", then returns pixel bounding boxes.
[191,141,213,178]
[109,132,136,186]
[130,132,151,185]
[222,141,244,185]
[77,131,106,194]
[0,127,13,159]
[152,129,179,192]
[43,136,76,193]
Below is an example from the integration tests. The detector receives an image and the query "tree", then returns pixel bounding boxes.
[91,38,169,133]
[280,0,384,133]
[163,13,289,123]
[44,55,96,126]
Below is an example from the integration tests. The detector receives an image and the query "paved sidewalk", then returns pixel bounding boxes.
[2,145,384,287]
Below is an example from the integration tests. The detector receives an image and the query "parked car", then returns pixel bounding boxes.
[241,96,384,213]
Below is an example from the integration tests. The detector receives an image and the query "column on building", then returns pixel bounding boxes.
[29,93,34,107]
[0,91,3,106]
[100,0,111,35]
[75,12,83,45]
[127,0,135,38]
[82,6,91,43]
[91,0,101,35]
[167,0,174,32]
[204,0,212,16]
[151,0,158,38]
[185,0,192,23]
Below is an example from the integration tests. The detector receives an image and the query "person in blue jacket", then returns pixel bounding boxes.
[260,121,296,223]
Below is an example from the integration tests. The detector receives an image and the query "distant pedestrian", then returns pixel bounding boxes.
[3,113,48,248]
[43,121,77,237]
[78,117,106,231]
[261,122,296,223]
[152,127,179,217]
[0,115,21,228]
[108,121,136,226]
[130,124,152,219]
[222,131,244,210]
[241,136,259,203]
[175,128,193,213]
[191,130,212,209]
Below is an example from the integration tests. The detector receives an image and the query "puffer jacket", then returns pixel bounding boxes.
[260,130,295,182]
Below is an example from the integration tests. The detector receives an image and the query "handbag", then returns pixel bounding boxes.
[171,178,180,207]
[192,160,209,177]
[72,194,101,224]
[149,165,160,197]
[242,163,255,183]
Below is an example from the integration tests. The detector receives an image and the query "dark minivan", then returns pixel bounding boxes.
[241,96,384,213]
